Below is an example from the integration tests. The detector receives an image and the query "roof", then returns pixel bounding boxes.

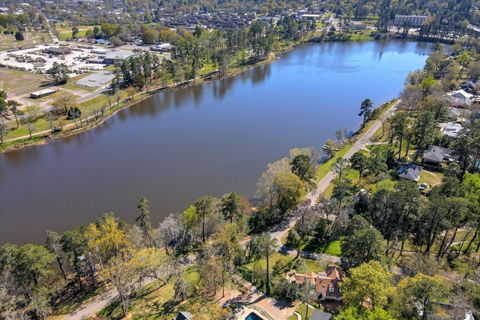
[292,266,344,300]
[448,89,473,100]
[423,145,451,164]
[30,88,56,96]
[175,311,193,320]
[398,164,422,181]
[310,310,332,320]
[442,122,463,137]
[104,49,135,61]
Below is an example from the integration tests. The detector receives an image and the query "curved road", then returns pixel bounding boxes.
[57,101,399,320]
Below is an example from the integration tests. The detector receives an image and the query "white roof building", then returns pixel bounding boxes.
[441,122,464,138]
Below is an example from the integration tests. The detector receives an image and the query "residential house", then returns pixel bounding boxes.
[445,90,474,107]
[423,145,451,166]
[288,266,345,302]
[398,164,422,181]
[441,122,464,138]
[350,21,367,31]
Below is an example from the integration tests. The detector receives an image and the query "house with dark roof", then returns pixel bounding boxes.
[175,311,193,320]
[398,164,422,181]
[423,146,451,166]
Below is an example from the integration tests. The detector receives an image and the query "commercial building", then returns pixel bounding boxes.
[30,88,56,99]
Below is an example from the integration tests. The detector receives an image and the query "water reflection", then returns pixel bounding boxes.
[0,41,430,244]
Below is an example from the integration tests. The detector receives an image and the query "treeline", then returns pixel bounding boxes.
[112,19,314,90]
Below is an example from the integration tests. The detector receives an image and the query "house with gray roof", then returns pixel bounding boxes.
[398,164,422,181]
[423,145,451,166]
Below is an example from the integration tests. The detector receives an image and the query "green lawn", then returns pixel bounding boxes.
[56,25,97,41]
[323,240,342,256]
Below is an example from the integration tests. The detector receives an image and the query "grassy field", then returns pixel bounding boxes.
[0,31,52,50]
[0,68,49,94]
[349,29,375,41]
[56,25,97,41]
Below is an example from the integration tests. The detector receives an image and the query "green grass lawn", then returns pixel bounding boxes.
[349,29,375,41]
[419,170,444,187]
[56,25,97,41]
[323,240,342,256]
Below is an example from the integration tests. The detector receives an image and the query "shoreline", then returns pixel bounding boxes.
[0,54,277,153]
[0,36,432,153]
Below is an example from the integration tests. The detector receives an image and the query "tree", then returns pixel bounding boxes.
[342,261,393,310]
[72,26,79,39]
[412,112,436,161]
[142,26,158,44]
[396,274,450,320]
[174,276,189,301]
[7,100,20,128]
[47,62,69,85]
[254,234,278,295]
[194,196,221,243]
[13,244,55,299]
[342,218,384,267]
[45,230,67,281]
[52,94,75,115]
[272,172,305,214]
[389,112,409,159]
[84,214,132,266]
[359,98,373,128]
[221,192,244,224]
[336,306,395,320]
[285,228,302,257]
[273,279,301,302]
[15,31,24,41]
[350,152,368,181]
[136,197,152,246]
[290,154,315,184]
[157,213,191,255]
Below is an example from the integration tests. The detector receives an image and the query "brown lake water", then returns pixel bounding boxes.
[0,41,431,244]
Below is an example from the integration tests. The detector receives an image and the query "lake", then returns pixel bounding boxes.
[0,41,430,244]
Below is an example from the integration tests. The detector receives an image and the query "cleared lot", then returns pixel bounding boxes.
[75,71,114,88]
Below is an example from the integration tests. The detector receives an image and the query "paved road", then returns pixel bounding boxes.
[269,100,399,245]
[57,101,399,320]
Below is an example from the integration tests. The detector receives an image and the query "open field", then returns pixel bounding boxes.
[0,31,52,51]
[0,68,49,95]
[56,25,97,41]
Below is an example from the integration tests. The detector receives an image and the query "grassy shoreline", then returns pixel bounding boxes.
[0,35,404,153]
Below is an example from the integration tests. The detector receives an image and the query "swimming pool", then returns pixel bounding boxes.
[245,312,263,320]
